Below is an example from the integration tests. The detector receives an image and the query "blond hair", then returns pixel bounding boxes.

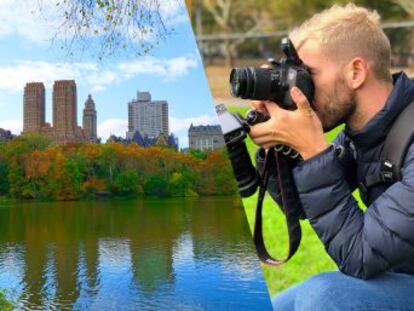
[289,3,392,81]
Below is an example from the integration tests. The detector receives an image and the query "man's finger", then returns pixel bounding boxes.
[249,121,288,141]
[249,122,270,138]
[291,86,311,110]
[252,136,279,147]
[264,101,283,117]
[251,100,268,114]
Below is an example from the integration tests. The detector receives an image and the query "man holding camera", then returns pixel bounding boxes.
[249,4,414,311]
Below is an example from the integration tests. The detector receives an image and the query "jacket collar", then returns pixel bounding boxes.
[344,72,414,151]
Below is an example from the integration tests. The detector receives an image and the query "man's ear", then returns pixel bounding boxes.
[345,57,368,89]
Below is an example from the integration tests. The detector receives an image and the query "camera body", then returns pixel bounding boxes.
[229,38,314,109]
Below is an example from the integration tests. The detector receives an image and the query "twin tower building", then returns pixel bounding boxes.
[23,80,97,144]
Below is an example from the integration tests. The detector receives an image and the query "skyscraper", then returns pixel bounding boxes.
[83,94,97,142]
[53,80,77,136]
[126,91,169,139]
[23,82,45,133]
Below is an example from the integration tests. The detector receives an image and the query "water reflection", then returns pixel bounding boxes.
[0,197,271,310]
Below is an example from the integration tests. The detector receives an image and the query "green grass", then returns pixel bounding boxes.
[229,106,364,297]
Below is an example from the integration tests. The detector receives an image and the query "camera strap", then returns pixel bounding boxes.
[253,148,302,266]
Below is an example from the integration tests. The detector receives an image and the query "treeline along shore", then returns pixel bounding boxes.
[0,134,237,201]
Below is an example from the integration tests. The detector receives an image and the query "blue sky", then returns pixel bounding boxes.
[0,0,217,148]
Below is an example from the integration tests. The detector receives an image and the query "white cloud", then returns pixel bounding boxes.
[117,55,198,81]
[0,119,22,135]
[97,119,128,141]
[84,69,122,93]
[91,85,106,93]
[0,61,93,92]
[166,56,198,78]
[0,54,198,93]
[0,0,62,45]
[170,115,217,132]
[158,0,182,18]
[159,0,188,26]
[166,13,190,27]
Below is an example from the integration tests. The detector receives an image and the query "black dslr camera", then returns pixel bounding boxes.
[230,37,314,109]
[218,38,314,198]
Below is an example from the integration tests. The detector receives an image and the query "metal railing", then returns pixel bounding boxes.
[196,21,414,42]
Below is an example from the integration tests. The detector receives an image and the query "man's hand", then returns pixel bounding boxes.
[249,87,329,160]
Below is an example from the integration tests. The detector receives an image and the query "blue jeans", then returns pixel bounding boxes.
[272,272,414,311]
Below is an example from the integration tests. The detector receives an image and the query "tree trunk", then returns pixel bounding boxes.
[224,39,233,67]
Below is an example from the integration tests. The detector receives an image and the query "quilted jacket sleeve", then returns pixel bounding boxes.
[292,142,414,279]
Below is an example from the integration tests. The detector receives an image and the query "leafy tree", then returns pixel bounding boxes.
[0,162,8,196]
[97,144,117,182]
[144,176,170,197]
[189,149,208,160]
[35,0,180,60]
[111,170,139,195]
[168,171,198,196]
[65,154,86,194]
[80,178,106,197]
[0,139,237,200]
[5,134,52,159]
[193,0,272,66]
[206,149,237,195]
[393,0,414,15]
[8,159,25,199]
[192,0,414,64]
[0,291,13,311]
[0,150,9,196]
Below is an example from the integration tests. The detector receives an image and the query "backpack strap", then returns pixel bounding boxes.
[382,101,414,181]
[360,101,414,196]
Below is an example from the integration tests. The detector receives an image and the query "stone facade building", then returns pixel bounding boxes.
[188,124,225,151]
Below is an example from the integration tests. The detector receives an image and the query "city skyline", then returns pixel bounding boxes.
[23,80,97,144]
[20,81,184,146]
[0,0,218,148]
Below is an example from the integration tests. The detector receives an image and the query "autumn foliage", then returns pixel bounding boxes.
[0,134,237,201]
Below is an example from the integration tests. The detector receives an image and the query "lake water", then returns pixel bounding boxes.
[0,197,272,310]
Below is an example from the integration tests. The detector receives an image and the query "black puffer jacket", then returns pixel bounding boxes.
[260,72,414,279]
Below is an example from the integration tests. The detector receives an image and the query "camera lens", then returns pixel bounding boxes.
[229,68,246,97]
[229,67,280,101]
